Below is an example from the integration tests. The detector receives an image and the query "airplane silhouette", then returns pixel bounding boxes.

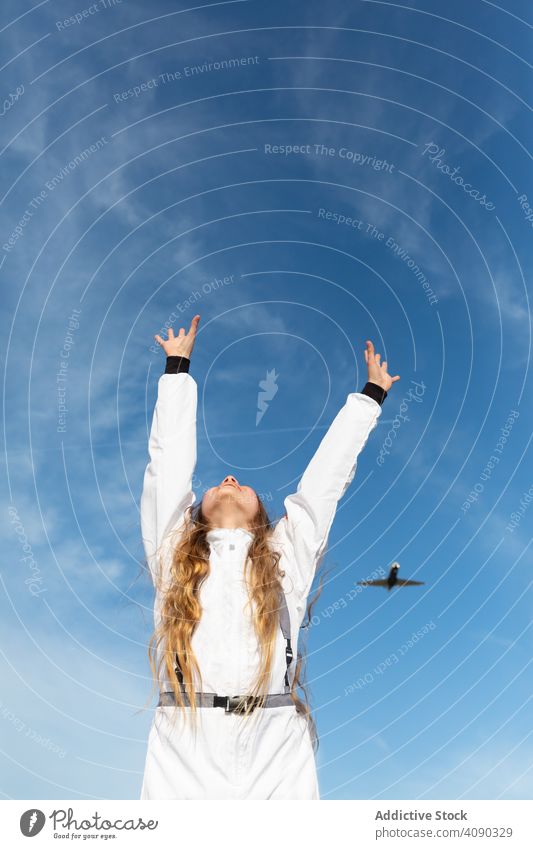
[357,562,424,592]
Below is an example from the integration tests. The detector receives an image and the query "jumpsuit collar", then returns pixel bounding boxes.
[205,527,254,549]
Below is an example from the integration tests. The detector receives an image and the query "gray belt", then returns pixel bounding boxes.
[168,590,296,715]
[158,690,294,713]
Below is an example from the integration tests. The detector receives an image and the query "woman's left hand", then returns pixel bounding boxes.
[364,340,400,392]
[155,314,200,359]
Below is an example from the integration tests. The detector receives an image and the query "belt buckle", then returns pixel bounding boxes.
[226,696,257,714]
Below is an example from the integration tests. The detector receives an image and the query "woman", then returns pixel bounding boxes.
[140,314,400,799]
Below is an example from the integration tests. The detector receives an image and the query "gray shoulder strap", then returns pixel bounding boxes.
[278,589,291,639]
[279,589,293,694]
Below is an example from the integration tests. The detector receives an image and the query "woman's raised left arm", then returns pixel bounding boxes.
[272,340,400,601]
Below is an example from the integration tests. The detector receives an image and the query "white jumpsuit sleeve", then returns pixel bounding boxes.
[272,392,383,601]
[140,372,198,585]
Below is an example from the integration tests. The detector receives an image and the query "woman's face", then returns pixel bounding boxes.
[201,475,260,529]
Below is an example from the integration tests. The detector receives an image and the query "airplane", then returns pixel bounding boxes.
[356,562,424,592]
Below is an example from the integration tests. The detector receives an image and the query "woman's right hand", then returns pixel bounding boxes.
[364,339,400,392]
[154,314,200,359]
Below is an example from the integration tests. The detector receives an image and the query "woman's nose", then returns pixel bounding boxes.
[222,474,239,485]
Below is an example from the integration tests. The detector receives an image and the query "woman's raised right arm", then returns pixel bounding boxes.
[140,315,200,575]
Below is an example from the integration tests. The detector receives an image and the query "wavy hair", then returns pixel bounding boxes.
[147,499,324,750]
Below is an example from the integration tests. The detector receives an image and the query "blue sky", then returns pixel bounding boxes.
[1,0,532,800]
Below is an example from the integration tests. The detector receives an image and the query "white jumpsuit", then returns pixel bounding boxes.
[139,371,382,799]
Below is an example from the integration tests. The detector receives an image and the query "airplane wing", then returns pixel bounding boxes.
[356,579,389,587]
[395,579,425,586]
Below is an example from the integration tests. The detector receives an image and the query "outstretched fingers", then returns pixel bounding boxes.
[364,340,400,387]
[365,340,376,365]
[381,360,400,382]
[366,340,384,365]
[189,314,200,336]
[155,315,198,339]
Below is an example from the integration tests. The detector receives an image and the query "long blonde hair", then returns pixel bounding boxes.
[147,499,323,749]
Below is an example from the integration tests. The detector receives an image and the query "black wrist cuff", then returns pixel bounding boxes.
[165,356,190,374]
[361,381,387,406]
